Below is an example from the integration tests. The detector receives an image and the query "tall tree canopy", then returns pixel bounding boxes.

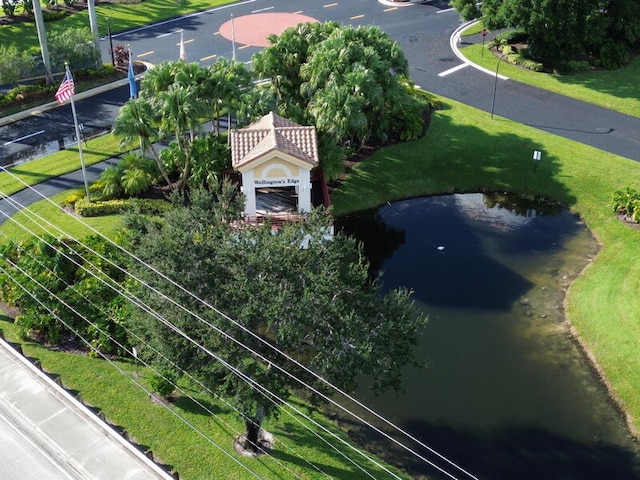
[252,22,426,179]
[123,189,427,451]
[460,0,640,68]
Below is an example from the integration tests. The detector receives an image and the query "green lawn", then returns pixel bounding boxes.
[460,29,640,118]
[0,134,124,197]
[0,317,406,480]
[0,0,235,55]
[331,97,640,435]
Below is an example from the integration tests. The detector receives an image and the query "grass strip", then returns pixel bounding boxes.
[0,133,124,197]
[0,189,122,242]
[331,97,640,435]
[0,317,406,480]
[0,0,235,55]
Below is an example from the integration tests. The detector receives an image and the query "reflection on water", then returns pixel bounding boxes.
[335,193,640,480]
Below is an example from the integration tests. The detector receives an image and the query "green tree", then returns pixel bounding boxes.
[202,57,252,135]
[252,21,340,118]
[0,43,35,84]
[0,235,128,353]
[157,84,206,193]
[479,0,640,68]
[123,190,426,452]
[48,27,101,72]
[140,61,177,99]
[187,134,231,190]
[450,0,481,21]
[112,96,172,188]
[252,22,424,178]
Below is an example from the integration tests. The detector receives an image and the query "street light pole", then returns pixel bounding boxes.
[107,19,115,67]
[231,14,236,60]
[490,53,508,120]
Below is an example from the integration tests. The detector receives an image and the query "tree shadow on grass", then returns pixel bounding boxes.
[272,419,405,480]
[551,56,640,104]
[173,394,221,416]
[333,106,577,216]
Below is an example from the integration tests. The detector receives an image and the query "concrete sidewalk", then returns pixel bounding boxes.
[0,337,174,480]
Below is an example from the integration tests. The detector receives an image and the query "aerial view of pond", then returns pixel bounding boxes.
[335,193,640,480]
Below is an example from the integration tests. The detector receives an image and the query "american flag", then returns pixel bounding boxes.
[55,71,75,104]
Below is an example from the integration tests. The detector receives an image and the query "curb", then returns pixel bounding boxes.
[450,20,509,80]
[0,61,154,129]
[0,337,175,480]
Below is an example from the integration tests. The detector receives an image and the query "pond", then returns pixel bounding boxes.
[335,193,640,480]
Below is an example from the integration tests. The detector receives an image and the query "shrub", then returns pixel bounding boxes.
[121,168,151,196]
[512,55,545,72]
[1,0,18,17]
[0,235,128,350]
[63,191,85,208]
[48,27,100,72]
[42,9,67,21]
[599,40,630,70]
[74,197,170,217]
[495,29,528,45]
[149,369,178,399]
[21,0,33,15]
[0,44,37,85]
[611,187,640,222]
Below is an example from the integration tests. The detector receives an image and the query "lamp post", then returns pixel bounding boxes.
[107,18,115,67]
[490,53,508,120]
[231,14,236,60]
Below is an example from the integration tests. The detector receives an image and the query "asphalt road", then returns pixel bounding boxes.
[1,0,639,165]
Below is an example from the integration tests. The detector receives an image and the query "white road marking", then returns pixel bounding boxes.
[438,63,469,77]
[3,130,45,146]
[437,7,455,14]
[251,6,274,13]
[107,0,257,39]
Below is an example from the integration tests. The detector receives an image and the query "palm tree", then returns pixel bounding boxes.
[158,85,206,192]
[32,0,53,84]
[112,97,172,188]
[140,62,177,99]
[201,58,252,134]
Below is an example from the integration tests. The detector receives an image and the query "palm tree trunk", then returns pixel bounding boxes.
[87,0,103,67]
[140,137,172,189]
[33,0,53,85]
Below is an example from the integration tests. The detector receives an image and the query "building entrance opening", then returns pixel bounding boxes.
[256,186,298,214]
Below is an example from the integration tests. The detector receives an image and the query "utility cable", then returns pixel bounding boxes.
[0,206,391,480]
[0,172,479,480]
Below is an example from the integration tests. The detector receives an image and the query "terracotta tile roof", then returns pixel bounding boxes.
[231,112,319,169]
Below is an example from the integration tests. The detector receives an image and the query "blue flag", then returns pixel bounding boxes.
[128,51,137,99]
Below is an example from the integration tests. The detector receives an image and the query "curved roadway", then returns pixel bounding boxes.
[1,0,638,164]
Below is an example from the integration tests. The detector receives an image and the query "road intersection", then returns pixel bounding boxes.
[1,0,638,165]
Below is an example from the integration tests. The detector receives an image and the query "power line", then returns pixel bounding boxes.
[0,203,396,480]
[0,230,323,479]
[0,171,479,479]
[0,259,269,480]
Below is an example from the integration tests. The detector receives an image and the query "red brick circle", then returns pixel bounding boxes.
[219,12,319,48]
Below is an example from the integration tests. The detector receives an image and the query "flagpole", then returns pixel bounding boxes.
[66,64,90,201]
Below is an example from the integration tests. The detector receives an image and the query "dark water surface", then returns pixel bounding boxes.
[335,193,640,480]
